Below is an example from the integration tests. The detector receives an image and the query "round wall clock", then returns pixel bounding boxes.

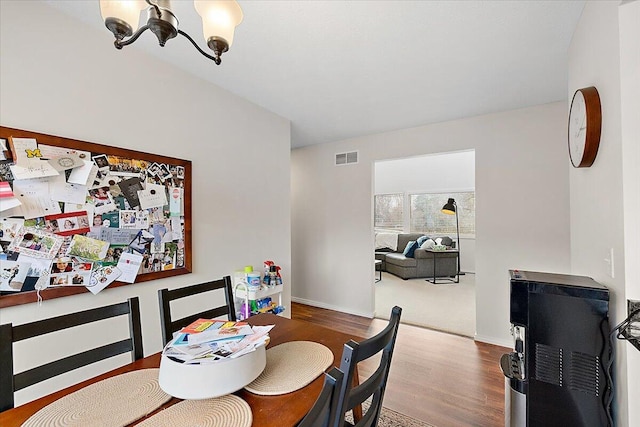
[568,86,602,168]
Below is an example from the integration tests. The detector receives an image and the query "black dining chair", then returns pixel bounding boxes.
[0,297,143,412]
[158,276,236,345]
[333,305,402,427]
[297,367,344,427]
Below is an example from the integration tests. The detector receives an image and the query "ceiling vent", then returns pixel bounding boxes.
[335,151,359,166]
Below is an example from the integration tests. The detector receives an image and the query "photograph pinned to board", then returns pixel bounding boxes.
[103,244,127,265]
[9,227,63,259]
[100,210,120,228]
[19,255,53,280]
[44,211,91,236]
[107,155,148,177]
[91,169,121,189]
[67,234,110,261]
[0,217,24,242]
[119,209,149,229]
[88,186,117,214]
[92,154,109,170]
[49,257,93,287]
[0,259,31,291]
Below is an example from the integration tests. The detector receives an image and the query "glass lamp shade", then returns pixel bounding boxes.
[100,0,145,33]
[441,198,456,215]
[194,0,244,48]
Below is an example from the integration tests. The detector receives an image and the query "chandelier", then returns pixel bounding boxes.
[99,0,243,64]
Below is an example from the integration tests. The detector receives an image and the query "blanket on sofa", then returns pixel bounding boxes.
[375,232,399,251]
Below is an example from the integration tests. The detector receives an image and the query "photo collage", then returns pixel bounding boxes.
[0,135,188,295]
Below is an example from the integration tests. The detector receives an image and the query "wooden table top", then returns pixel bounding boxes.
[0,313,361,427]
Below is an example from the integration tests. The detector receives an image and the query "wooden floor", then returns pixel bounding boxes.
[292,302,510,427]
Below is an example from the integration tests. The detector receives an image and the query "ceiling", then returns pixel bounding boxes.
[46,1,585,149]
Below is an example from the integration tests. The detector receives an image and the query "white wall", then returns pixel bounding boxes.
[375,151,475,195]
[568,1,634,425]
[0,0,291,405]
[374,150,476,272]
[291,102,571,344]
[619,2,640,425]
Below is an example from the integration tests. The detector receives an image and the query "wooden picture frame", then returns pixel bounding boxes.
[0,126,192,308]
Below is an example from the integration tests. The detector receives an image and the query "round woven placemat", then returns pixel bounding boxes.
[22,369,171,427]
[244,341,334,395]
[136,395,252,427]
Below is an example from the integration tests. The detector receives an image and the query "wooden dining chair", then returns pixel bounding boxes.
[333,305,402,427]
[0,297,143,412]
[297,367,344,427]
[158,276,236,345]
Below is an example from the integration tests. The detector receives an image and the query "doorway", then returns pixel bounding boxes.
[373,150,476,337]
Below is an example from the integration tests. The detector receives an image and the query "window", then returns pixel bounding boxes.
[410,192,475,237]
[374,193,403,231]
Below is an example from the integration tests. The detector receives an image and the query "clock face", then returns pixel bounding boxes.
[568,90,587,167]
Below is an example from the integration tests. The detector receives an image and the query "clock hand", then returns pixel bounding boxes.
[575,116,586,138]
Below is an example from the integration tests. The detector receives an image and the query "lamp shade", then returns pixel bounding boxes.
[441,198,456,215]
[99,0,145,33]
[194,0,244,48]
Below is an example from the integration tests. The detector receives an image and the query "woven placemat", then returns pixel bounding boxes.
[22,369,171,427]
[244,341,334,395]
[136,395,252,427]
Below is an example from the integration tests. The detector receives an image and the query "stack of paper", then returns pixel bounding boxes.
[163,319,273,365]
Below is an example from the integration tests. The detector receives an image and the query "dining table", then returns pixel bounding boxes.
[0,313,363,427]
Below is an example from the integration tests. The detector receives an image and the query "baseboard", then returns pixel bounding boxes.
[291,297,374,319]
[474,334,512,349]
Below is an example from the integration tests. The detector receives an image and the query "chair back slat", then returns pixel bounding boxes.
[334,306,402,427]
[11,301,132,342]
[297,367,344,427]
[158,276,236,345]
[0,297,143,412]
[14,340,134,391]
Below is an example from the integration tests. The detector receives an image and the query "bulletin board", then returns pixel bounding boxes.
[0,126,192,308]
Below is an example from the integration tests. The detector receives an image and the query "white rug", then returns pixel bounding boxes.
[374,271,475,337]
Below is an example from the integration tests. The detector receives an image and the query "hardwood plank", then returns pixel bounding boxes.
[292,302,510,427]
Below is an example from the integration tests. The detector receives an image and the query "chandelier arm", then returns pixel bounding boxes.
[115,24,150,49]
[177,30,221,65]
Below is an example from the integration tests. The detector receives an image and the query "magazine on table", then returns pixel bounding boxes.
[186,320,255,345]
[163,321,273,364]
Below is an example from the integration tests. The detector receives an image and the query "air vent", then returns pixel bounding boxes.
[534,343,563,387]
[568,351,600,396]
[335,151,358,166]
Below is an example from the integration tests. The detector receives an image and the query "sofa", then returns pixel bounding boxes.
[375,232,458,280]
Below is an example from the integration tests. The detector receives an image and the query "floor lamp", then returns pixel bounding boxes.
[441,198,464,275]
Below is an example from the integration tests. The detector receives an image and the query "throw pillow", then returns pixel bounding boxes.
[416,235,429,247]
[420,238,435,250]
[402,240,418,258]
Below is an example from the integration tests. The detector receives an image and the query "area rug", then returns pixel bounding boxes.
[375,271,475,337]
[346,403,435,427]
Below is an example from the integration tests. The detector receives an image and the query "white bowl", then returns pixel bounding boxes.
[158,344,266,399]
